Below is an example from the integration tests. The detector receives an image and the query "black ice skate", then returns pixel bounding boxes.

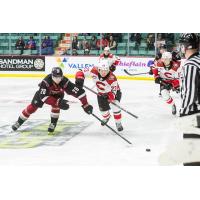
[48,123,57,133]
[101,116,110,126]
[116,122,123,132]
[11,117,25,131]
[172,104,176,115]
[11,122,21,131]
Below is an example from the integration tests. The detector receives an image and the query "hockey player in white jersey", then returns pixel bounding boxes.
[152,52,180,115]
[75,60,123,131]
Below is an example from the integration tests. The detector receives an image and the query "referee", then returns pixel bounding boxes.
[179,33,200,118]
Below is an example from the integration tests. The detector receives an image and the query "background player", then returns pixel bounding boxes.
[12,67,93,133]
[152,52,180,115]
[99,47,120,72]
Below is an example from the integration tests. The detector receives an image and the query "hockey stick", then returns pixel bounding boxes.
[124,69,149,76]
[84,85,138,119]
[92,113,132,145]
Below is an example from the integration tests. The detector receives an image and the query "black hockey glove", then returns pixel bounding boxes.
[82,104,93,114]
[110,65,116,72]
[57,99,69,110]
[155,77,162,84]
[149,68,153,75]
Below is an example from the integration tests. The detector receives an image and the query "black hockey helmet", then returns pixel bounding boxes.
[179,33,199,49]
[51,67,63,77]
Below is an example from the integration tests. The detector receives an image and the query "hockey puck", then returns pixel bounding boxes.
[146,148,151,152]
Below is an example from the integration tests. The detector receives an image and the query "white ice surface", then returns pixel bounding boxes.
[0,77,183,165]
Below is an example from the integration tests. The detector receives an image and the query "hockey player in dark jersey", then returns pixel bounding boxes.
[11,67,93,133]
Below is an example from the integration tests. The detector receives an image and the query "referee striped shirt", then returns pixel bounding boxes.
[180,52,200,116]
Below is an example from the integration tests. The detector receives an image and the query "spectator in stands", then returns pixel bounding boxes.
[103,33,110,41]
[130,33,142,50]
[146,33,155,51]
[25,36,36,50]
[79,36,90,55]
[72,36,79,51]
[156,33,166,50]
[15,36,25,54]
[108,35,117,50]
[41,36,54,55]
[89,35,98,50]
[96,35,109,50]
[166,33,175,51]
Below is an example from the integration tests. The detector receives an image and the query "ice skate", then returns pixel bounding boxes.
[11,121,21,131]
[48,123,57,134]
[116,122,123,132]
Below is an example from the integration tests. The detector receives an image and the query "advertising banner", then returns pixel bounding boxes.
[0,56,45,72]
[45,56,155,78]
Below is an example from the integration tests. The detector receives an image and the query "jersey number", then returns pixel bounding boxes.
[40,89,46,95]
[72,87,79,94]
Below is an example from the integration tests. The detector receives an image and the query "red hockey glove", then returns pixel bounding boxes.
[107,92,115,103]
[75,70,85,88]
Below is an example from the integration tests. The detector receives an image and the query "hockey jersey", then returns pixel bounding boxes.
[99,53,120,67]
[90,67,120,95]
[153,61,181,89]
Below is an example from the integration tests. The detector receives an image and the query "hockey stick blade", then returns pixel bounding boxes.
[92,113,132,145]
[124,69,149,76]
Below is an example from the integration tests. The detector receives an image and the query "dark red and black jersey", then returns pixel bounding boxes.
[38,74,88,105]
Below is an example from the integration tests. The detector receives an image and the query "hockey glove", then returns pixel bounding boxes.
[82,103,93,114]
[75,70,85,88]
[57,99,69,110]
[149,68,153,75]
[107,92,115,103]
[110,65,116,72]
[155,77,162,84]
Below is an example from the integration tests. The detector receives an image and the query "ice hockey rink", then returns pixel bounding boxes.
[0,77,192,166]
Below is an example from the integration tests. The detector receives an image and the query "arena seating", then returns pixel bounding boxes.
[0,33,183,56]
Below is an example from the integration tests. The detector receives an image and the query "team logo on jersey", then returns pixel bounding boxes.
[34,58,45,69]
[96,82,106,90]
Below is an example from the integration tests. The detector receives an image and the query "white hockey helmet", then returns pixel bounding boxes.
[161,52,172,68]
[161,52,172,60]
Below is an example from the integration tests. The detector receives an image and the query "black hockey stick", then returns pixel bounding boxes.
[84,85,138,119]
[92,113,132,145]
[124,69,149,76]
